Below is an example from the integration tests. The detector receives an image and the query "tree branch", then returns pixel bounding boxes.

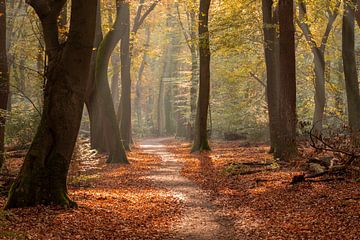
[175,3,193,51]
[132,0,159,34]
[249,72,267,88]
[296,0,317,49]
[320,1,340,52]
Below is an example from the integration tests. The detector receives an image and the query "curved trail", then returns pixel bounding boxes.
[140,138,236,240]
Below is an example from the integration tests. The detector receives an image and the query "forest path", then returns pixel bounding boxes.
[139,138,236,240]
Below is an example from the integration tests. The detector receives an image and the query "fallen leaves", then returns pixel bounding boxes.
[0,142,182,240]
[165,139,360,240]
[1,138,360,239]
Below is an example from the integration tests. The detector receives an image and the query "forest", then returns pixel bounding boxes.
[0,0,359,239]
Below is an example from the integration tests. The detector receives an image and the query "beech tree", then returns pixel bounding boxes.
[90,0,128,163]
[117,0,158,150]
[135,26,151,132]
[5,0,98,208]
[192,0,211,152]
[275,0,297,159]
[261,0,279,153]
[0,0,9,170]
[297,0,340,134]
[342,0,360,145]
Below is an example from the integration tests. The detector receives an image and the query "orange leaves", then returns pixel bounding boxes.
[0,144,182,240]
[165,139,360,240]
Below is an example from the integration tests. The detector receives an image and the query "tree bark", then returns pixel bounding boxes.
[192,0,211,152]
[117,0,158,148]
[275,0,297,160]
[110,52,120,109]
[5,0,97,209]
[262,0,280,153]
[342,1,360,145]
[85,3,107,152]
[0,0,9,170]
[117,2,132,150]
[135,27,151,133]
[88,0,128,164]
[312,48,326,133]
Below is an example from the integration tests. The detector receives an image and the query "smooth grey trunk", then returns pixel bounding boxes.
[298,0,339,134]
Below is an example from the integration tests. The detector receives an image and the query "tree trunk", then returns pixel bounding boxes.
[0,0,9,170]
[275,0,297,160]
[86,1,107,152]
[157,59,166,136]
[5,0,98,209]
[88,0,128,163]
[261,0,280,153]
[117,2,132,150]
[312,48,326,134]
[342,1,360,145]
[297,0,339,134]
[111,52,120,109]
[135,27,151,134]
[192,0,211,152]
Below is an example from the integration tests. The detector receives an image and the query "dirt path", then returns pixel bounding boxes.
[140,138,236,240]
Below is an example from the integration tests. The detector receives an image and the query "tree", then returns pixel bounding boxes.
[261,0,280,153]
[0,0,9,170]
[297,0,340,134]
[275,0,297,159]
[118,1,132,148]
[135,26,151,133]
[90,0,128,164]
[192,0,211,152]
[342,0,360,145]
[117,0,158,150]
[5,0,98,209]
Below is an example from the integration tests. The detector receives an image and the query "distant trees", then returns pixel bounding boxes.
[0,0,9,170]
[5,0,98,208]
[176,0,199,138]
[275,0,297,159]
[192,0,211,152]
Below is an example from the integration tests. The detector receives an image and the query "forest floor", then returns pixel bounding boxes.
[0,138,359,239]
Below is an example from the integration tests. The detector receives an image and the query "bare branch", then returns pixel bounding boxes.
[132,0,159,34]
[175,3,192,51]
[320,1,340,52]
[249,72,267,88]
